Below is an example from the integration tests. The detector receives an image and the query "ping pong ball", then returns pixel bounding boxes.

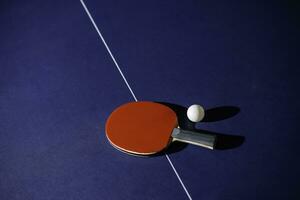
[187,104,205,122]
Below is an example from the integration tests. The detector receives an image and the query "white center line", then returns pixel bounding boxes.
[79,1,192,199]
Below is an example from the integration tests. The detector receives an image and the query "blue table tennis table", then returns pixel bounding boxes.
[0,0,298,199]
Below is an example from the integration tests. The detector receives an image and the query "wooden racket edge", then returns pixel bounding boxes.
[105,131,159,157]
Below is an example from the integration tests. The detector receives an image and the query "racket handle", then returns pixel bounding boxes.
[172,128,216,150]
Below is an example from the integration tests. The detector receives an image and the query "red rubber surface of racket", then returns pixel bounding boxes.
[105,101,178,155]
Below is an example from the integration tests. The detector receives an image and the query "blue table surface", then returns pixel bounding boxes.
[0,0,298,199]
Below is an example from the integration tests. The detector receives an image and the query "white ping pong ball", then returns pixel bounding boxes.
[187,104,205,122]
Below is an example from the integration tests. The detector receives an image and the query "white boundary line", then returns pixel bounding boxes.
[165,154,192,200]
[79,1,192,199]
[79,0,137,102]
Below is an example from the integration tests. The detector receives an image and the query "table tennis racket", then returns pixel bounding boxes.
[105,101,216,155]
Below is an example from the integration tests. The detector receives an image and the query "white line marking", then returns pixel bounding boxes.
[80,0,137,101]
[79,1,192,199]
[165,154,192,200]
